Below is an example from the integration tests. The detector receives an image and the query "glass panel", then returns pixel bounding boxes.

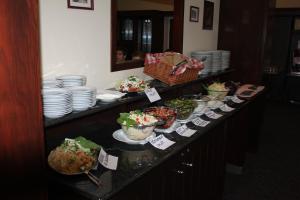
[121,19,133,40]
[142,19,152,52]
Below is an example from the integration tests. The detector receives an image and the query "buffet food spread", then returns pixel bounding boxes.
[46,70,265,191]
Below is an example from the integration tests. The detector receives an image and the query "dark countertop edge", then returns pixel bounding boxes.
[44,69,234,128]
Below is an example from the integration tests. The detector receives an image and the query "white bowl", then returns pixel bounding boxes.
[96,93,121,102]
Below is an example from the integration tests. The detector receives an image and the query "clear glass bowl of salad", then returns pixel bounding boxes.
[117,110,158,140]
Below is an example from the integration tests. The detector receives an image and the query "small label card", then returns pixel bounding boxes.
[192,117,210,127]
[98,148,118,170]
[145,88,161,103]
[150,134,175,150]
[219,104,235,112]
[232,96,244,104]
[205,110,222,119]
[176,124,197,137]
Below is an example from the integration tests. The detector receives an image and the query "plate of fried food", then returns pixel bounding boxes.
[48,136,102,186]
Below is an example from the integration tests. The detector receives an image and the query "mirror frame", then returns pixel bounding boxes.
[111,0,184,72]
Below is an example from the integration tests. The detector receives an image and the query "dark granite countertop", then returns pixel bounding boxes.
[44,70,233,128]
[47,92,263,200]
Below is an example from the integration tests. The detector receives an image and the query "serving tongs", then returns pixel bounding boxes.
[83,170,102,187]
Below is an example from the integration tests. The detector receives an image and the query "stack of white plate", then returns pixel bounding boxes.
[221,50,230,70]
[191,51,213,75]
[42,88,72,118]
[70,86,96,111]
[56,75,87,88]
[42,79,63,89]
[210,51,222,73]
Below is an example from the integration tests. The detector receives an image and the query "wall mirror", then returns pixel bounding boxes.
[111,0,184,72]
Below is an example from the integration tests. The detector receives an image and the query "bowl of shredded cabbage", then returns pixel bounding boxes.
[206,82,229,100]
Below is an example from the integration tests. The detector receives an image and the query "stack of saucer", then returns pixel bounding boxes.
[191,51,213,75]
[56,75,87,88]
[221,50,230,70]
[211,51,222,73]
[42,79,63,89]
[69,86,96,111]
[42,88,72,118]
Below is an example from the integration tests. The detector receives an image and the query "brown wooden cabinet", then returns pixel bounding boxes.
[218,0,276,84]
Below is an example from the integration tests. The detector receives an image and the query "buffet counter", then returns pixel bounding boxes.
[45,70,266,200]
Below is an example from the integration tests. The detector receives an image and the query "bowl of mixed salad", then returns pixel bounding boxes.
[116,76,148,93]
[117,110,158,140]
[144,106,177,129]
[164,98,197,120]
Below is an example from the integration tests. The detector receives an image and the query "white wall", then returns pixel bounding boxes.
[40,0,219,90]
[183,0,220,55]
[40,0,148,90]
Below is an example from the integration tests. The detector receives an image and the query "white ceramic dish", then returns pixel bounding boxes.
[154,121,181,134]
[96,93,121,102]
[112,129,156,145]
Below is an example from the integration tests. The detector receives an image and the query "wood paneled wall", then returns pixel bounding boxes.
[0,0,46,199]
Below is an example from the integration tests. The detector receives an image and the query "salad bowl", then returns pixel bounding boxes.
[117,110,159,140]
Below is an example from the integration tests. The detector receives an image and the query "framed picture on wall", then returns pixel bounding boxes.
[68,0,94,10]
[190,6,199,22]
[203,0,214,30]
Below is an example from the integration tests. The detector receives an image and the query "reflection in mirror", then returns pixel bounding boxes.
[111,0,184,72]
[117,0,174,63]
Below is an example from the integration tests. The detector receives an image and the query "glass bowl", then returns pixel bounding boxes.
[206,89,229,100]
[121,125,155,141]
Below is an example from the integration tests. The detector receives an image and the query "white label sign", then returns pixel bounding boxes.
[176,124,187,134]
[145,88,161,103]
[205,110,222,119]
[192,117,210,127]
[176,125,197,137]
[232,96,244,104]
[150,134,175,150]
[98,148,118,170]
[219,104,235,112]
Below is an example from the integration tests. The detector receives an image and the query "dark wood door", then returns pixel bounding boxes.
[218,0,275,84]
[0,1,46,199]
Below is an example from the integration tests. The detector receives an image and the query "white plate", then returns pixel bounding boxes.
[193,105,208,116]
[56,75,86,80]
[112,129,156,145]
[154,121,181,134]
[44,113,66,118]
[176,114,197,124]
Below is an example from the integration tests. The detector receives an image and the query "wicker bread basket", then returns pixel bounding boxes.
[144,53,204,86]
